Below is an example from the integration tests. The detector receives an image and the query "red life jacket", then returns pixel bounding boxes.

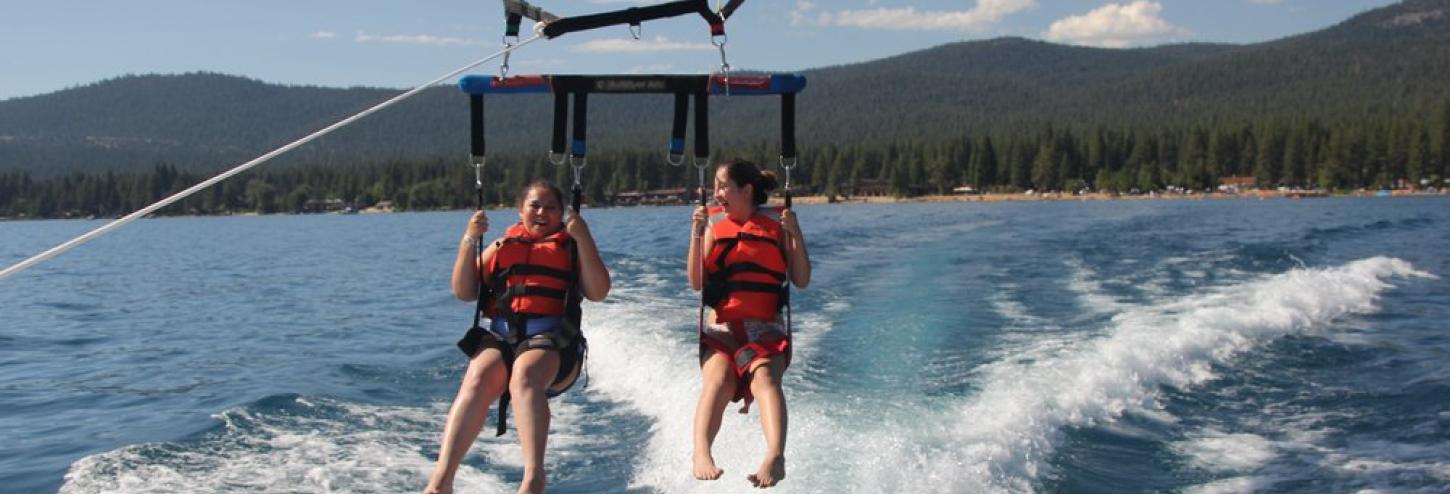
[484,223,577,319]
[704,206,788,323]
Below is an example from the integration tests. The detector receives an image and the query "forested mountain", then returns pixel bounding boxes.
[2,0,1447,177]
[2,0,1449,219]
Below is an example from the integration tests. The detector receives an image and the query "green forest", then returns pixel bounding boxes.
[3,0,1448,218]
[3,100,1447,219]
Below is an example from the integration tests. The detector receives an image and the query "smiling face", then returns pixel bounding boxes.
[713,166,754,219]
[517,185,564,236]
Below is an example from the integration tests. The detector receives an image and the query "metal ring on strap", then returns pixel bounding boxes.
[691,153,711,170]
[667,151,686,167]
[569,154,588,170]
[548,150,568,166]
[778,155,798,171]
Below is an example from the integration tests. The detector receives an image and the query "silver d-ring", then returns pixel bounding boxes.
[666,151,686,167]
[778,155,798,171]
[691,154,711,170]
[569,154,587,169]
[547,151,568,166]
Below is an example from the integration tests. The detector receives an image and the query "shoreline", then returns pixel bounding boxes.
[785,189,1448,205]
[2,190,1445,222]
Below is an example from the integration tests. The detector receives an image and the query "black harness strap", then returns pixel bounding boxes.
[719,0,746,19]
[542,0,723,39]
[493,263,574,282]
[694,91,710,162]
[552,92,569,159]
[670,92,689,160]
[469,95,486,162]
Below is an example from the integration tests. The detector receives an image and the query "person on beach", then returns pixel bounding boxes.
[425,180,611,494]
[687,159,812,488]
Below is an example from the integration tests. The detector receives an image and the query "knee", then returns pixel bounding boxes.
[700,374,736,400]
[462,365,505,397]
[509,365,553,398]
[749,361,784,391]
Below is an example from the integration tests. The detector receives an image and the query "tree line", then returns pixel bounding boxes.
[3,102,1447,219]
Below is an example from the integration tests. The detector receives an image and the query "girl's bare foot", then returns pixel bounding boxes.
[746,455,785,488]
[422,478,451,494]
[693,450,724,480]
[517,470,545,494]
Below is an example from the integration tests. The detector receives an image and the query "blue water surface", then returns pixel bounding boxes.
[1,197,1446,493]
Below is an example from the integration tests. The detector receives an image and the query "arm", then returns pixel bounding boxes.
[686,206,711,291]
[566,213,611,301]
[780,209,811,288]
[451,211,500,301]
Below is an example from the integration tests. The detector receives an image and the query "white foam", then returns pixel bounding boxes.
[59,397,511,493]
[855,257,1431,493]
[1176,429,1277,473]
[579,260,849,493]
[1064,257,1127,314]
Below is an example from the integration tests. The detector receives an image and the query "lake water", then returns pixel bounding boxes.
[2,197,1447,493]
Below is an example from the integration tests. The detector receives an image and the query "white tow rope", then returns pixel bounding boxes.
[0,34,543,281]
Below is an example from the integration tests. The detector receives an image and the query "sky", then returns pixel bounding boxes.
[0,0,1403,101]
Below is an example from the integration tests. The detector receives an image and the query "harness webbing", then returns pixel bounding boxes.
[540,0,731,39]
[552,93,569,160]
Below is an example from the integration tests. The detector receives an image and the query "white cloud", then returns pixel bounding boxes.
[354,30,478,47]
[803,0,1037,31]
[572,35,713,53]
[789,0,818,27]
[310,31,337,39]
[1042,1,1191,48]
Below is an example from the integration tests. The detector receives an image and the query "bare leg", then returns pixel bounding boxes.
[425,349,509,494]
[746,356,787,488]
[510,349,561,494]
[693,351,736,480]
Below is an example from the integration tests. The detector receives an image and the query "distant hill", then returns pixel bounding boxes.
[2,0,1448,176]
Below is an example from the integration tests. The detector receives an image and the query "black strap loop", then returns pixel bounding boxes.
[671,92,689,157]
[571,92,588,158]
[552,92,568,158]
[469,95,486,160]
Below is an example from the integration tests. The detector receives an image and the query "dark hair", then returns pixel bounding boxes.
[718,159,778,206]
[518,180,565,208]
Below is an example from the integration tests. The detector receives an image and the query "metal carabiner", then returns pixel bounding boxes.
[499,35,518,78]
[778,155,798,172]
[712,34,730,96]
[569,158,586,189]
[472,157,487,188]
[778,156,797,190]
